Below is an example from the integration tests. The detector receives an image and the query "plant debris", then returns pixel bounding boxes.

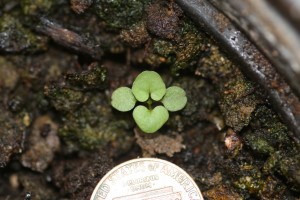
[135,129,185,157]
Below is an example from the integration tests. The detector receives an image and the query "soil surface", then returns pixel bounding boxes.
[0,0,299,199]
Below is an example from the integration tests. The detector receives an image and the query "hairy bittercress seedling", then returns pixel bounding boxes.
[111,71,187,133]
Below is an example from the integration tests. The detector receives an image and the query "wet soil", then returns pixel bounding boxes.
[0,0,299,199]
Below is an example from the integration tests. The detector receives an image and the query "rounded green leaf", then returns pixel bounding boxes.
[133,105,169,133]
[162,86,187,111]
[132,71,166,102]
[111,87,136,112]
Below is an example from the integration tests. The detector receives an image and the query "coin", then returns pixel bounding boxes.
[90,158,203,200]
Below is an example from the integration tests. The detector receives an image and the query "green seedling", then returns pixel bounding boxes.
[132,71,166,102]
[162,86,187,112]
[111,71,187,133]
[111,87,136,112]
[133,105,169,134]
